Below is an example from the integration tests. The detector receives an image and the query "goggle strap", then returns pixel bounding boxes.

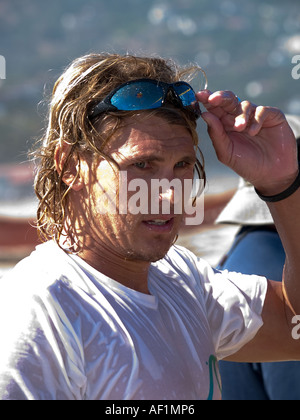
[90,102,117,118]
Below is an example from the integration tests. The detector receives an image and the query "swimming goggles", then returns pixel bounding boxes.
[89,78,201,119]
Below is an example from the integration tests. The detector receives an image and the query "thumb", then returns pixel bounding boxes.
[200,111,235,168]
[201,111,230,154]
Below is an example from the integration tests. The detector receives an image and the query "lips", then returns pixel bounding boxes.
[142,217,175,232]
[146,219,170,225]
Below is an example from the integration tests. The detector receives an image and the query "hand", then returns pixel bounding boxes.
[196,90,298,195]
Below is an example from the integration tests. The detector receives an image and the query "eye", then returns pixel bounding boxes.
[175,158,196,169]
[133,161,150,169]
[175,161,187,168]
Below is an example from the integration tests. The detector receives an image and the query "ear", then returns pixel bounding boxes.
[54,142,84,191]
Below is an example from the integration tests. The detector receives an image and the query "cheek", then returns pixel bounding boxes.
[92,163,119,215]
[95,212,138,253]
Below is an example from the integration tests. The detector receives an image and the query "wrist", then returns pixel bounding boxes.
[255,169,300,203]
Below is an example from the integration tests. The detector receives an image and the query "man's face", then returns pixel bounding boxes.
[81,115,196,263]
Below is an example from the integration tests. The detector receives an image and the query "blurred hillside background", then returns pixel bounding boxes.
[1,0,300,171]
[0,0,299,268]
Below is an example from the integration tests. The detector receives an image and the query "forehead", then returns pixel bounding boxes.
[104,115,195,158]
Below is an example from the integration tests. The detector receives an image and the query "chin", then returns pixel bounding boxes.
[123,232,178,262]
[124,244,172,263]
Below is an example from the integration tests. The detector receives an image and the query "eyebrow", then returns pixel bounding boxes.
[129,153,196,164]
[131,154,165,162]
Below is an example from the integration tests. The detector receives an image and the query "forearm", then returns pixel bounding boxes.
[267,187,300,316]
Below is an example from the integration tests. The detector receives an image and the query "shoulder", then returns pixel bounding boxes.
[0,241,78,304]
[0,240,90,343]
[151,244,217,292]
[153,244,268,307]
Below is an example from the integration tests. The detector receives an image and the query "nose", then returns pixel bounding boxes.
[159,183,174,197]
[159,186,175,213]
[150,178,183,215]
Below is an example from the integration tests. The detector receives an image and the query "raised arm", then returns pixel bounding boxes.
[197,90,300,361]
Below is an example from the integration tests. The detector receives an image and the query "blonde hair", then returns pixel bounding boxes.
[33,52,206,244]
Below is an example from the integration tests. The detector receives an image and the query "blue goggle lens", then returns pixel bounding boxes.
[110,82,164,110]
[90,79,200,118]
[173,83,196,107]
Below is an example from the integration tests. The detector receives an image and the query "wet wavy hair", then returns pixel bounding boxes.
[33,52,206,245]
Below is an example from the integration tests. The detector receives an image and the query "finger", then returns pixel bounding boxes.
[247,106,273,136]
[207,91,241,114]
[234,100,256,130]
[247,106,290,137]
[196,90,242,124]
[195,90,212,107]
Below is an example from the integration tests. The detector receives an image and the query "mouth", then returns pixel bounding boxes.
[146,219,170,225]
[142,217,175,233]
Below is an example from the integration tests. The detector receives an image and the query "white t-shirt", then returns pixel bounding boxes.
[0,241,267,400]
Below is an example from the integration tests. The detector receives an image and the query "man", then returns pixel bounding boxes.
[0,53,299,400]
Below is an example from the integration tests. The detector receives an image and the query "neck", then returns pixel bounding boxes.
[77,243,151,294]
